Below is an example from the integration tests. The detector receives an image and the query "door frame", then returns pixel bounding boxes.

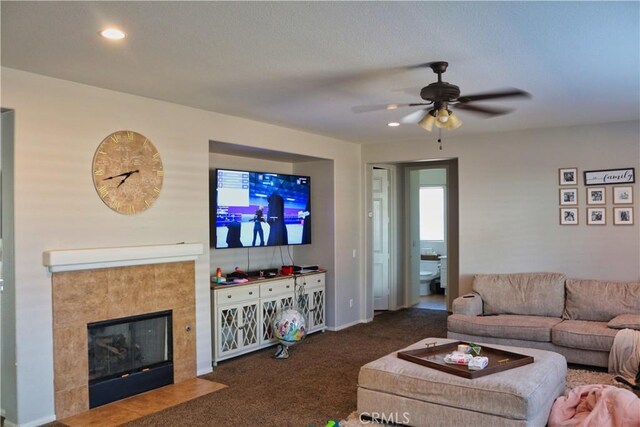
[364,163,398,319]
[402,159,459,311]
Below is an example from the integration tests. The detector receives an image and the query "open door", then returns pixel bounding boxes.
[372,168,390,310]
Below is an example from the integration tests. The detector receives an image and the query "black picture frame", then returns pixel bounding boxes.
[584,168,635,186]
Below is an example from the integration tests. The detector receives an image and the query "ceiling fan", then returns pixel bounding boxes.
[354,61,531,131]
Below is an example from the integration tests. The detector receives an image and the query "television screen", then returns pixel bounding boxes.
[211,169,311,249]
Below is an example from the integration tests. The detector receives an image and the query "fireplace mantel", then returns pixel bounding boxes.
[43,242,204,272]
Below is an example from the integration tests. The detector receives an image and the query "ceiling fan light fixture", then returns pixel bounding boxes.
[437,107,449,123]
[446,111,463,129]
[418,111,436,131]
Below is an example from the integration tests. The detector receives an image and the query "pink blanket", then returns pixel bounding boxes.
[549,384,640,427]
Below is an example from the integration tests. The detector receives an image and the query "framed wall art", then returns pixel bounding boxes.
[559,188,578,205]
[586,187,606,205]
[559,168,578,185]
[613,207,634,225]
[584,168,635,186]
[613,186,633,204]
[586,208,606,225]
[560,208,578,225]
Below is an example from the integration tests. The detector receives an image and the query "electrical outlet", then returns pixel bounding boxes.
[349,299,353,308]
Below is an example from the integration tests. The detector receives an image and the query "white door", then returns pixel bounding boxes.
[372,168,390,310]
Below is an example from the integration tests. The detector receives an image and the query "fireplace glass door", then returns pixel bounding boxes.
[87,310,173,407]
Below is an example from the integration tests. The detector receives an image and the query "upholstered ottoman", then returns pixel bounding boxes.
[357,338,566,427]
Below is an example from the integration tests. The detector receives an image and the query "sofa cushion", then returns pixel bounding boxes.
[472,273,566,317]
[608,314,640,330]
[447,314,562,342]
[552,320,616,352]
[563,279,640,321]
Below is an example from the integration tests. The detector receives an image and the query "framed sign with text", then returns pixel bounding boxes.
[584,168,635,186]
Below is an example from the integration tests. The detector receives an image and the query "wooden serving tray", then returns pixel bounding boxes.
[397,340,534,379]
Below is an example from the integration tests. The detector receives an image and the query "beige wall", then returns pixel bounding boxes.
[2,68,361,426]
[364,121,640,296]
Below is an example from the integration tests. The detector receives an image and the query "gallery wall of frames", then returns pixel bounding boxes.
[558,167,635,226]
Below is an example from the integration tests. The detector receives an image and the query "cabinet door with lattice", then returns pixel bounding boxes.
[260,294,294,345]
[301,274,325,333]
[216,301,259,360]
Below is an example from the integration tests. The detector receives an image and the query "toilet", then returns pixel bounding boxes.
[419,260,440,296]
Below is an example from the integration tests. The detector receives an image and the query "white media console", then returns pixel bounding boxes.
[211,271,326,364]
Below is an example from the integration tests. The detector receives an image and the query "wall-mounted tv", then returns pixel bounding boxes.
[211,169,311,249]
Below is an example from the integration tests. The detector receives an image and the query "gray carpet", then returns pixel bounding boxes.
[126,308,449,427]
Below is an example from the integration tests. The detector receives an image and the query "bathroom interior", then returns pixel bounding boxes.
[415,168,447,311]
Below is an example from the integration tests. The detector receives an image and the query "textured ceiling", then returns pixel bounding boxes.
[2,1,639,144]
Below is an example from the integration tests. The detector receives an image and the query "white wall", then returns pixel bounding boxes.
[364,121,640,296]
[2,68,361,426]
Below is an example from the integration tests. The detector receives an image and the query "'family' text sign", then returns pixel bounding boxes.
[584,168,635,186]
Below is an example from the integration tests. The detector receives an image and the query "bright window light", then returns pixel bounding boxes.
[419,187,445,241]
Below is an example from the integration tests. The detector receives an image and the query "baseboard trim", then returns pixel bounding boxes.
[197,366,213,376]
[326,319,365,332]
[3,414,55,427]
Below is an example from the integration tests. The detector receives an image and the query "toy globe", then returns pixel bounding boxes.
[272,307,306,359]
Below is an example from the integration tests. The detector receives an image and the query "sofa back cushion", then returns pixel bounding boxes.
[563,279,640,321]
[472,273,566,317]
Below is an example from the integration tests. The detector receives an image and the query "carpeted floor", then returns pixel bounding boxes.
[125,308,448,427]
[50,307,631,427]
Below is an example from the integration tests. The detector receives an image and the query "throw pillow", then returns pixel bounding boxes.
[608,314,640,330]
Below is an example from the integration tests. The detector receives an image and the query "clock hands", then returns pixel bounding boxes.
[102,170,140,188]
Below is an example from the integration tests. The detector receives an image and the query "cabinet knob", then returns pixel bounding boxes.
[269,288,272,291]
[286,285,290,288]
[227,295,232,299]
[317,279,321,283]
[249,291,253,295]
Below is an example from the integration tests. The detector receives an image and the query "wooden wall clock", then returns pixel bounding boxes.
[92,130,164,215]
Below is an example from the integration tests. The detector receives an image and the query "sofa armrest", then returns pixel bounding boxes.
[452,292,483,316]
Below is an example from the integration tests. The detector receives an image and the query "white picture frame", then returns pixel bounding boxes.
[613,186,633,204]
[560,208,578,225]
[587,207,606,225]
[559,188,578,206]
[613,207,634,225]
[586,187,606,205]
[559,168,578,186]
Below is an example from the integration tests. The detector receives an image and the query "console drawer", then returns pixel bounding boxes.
[260,280,293,297]
[216,284,259,304]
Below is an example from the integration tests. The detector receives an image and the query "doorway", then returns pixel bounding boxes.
[405,160,458,312]
[1,108,16,423]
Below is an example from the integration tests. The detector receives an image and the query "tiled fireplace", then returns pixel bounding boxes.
[45,243,202,419]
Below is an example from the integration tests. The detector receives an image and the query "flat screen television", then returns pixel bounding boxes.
[211,168,311,249]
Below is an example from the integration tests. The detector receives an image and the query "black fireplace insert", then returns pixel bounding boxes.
[87,310,173,408]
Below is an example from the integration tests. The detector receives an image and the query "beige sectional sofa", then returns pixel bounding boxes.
[447,273,640,367]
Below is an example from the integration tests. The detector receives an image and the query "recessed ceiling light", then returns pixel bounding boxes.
[386,104,399,110]
[387,122,400,127]
[100,28,126,40]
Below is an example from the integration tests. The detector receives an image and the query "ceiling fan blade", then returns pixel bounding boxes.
[454,103,514,117]
[400,109,430,124]
[351,102,431,113]
[457,88,531,103]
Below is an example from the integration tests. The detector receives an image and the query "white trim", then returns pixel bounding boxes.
[43,242,204,272]
[197,366,214,376]
[326,318,364,331]
[4,414,56,427]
